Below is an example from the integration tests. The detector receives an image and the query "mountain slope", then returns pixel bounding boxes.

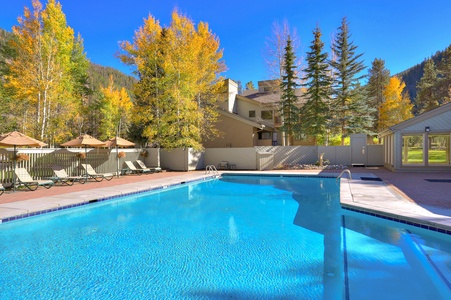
[396,48,447,100]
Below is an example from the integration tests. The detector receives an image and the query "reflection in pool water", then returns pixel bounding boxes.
[0,175,449,299]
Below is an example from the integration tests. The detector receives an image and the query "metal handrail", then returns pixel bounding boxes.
[205,165,219,176]
[337,169,352,181]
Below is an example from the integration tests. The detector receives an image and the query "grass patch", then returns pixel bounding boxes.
[403,149,449,163]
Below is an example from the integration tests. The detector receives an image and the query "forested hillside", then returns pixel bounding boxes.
[88,63,136,95]
[396,48,447,101]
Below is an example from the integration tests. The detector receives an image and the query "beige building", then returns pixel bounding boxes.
[203,79,307,148]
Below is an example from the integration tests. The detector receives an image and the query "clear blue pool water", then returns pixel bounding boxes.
[0,175,450,299]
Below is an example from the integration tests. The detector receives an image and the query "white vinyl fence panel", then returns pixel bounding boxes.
[0,144,385,183]
[204,148,257,170]
[0,148,143,183]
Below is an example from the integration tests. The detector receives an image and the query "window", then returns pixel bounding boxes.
[258,131,271,140]
[428,135,450,164]
[261,110,273,120]
[402,135,424,165]
[249,110,256,118]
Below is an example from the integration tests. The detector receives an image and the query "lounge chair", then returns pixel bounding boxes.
[51,166,87,185]
[217,161,229,170]
[81,164,114,182]
[14,168,54,191]
[136,159,162,173]
[124,161,148,175]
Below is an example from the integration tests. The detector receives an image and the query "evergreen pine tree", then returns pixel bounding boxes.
[436,45,451,105]
[367,58,390,130]
[415,59,439,113]
[346,84,375,134]
[330,17,366,144]
[301,25,332,145]
[279,36,299,146]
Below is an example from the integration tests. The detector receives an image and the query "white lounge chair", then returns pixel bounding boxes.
[217,161,229,170]
[14,168,54,191]
[124,161,149,175]
[81,164,114,182]
[52,166,87,185]
[136,160,162,173]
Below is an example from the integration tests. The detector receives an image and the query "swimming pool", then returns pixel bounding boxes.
[0,175,450,299]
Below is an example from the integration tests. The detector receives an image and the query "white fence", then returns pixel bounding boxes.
[204,145,383,171]
[0,148,155,183]
[0,145,384,183]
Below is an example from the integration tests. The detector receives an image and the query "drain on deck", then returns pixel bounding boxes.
[360,177,382,181]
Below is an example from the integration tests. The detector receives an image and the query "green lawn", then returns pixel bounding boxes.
[428,149,449,163]
[404,149,449,163]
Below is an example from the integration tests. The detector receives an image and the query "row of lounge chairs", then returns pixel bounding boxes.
[0,160,161,194]
[51,164,114,185]
[124,160,162,175]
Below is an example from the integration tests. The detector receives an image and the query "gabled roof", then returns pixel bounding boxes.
[239,89,305,105]
[241,89,258,97]
[379,102,451,137]
[217,109,273,130]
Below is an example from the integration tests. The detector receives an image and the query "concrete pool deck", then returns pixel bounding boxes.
[0,167,450,232]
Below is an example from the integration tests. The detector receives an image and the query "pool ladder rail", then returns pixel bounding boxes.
[337,169,355,202]
[205,165,219,177]
[336,169,352,181]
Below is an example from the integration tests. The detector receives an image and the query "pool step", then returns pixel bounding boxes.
[401,231,451,298]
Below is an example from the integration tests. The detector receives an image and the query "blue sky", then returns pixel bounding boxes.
[1,0,451,86]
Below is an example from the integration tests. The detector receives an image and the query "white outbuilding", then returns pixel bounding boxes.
[379,102,451,171]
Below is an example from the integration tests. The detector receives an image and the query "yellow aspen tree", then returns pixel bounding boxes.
[378,77,413,131]
[99,75,132,139]
[192,21,225,141]
[117,87,133,134]
[5,0,87,143]
[119,14,163,145]
[119,10,225,150]
[164,11,203,149]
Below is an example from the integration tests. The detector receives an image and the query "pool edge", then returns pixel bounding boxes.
[0,174,219,224]
[2,172,451,236]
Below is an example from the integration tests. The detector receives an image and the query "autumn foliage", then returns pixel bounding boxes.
[4,0,90,144]
[99,75,133,140]
[119,10,225,150]
[378,77,413,131]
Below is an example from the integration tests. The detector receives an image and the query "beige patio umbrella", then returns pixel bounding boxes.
[0,131,47,191]
[61,134,106,179]
[104,136,135,148]
[104,136,135,177]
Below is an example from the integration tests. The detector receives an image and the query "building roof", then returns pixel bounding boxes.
[217,109,273,130]
[378,102,451,137]
[239,88,305,105]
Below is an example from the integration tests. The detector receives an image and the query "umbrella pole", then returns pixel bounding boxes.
[116,145,119,178]
[13,145,17,192]
[85,145,88,181]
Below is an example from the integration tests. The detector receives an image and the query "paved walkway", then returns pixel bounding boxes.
[329,168,451,231]
[1,168,450,231]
